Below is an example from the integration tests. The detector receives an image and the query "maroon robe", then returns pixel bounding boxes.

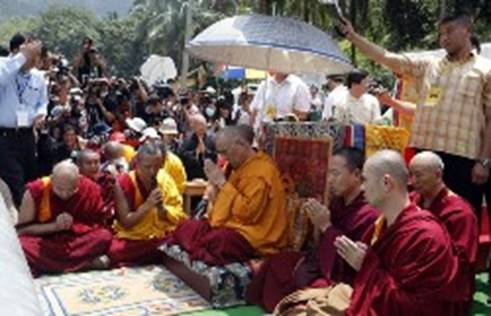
[165,219,257,266]
[108,173,167,267]
[411,187,478,313]
[246,192,379,312]
[347,203,463,316]
[19,176,112,276]
[94,171,116,227]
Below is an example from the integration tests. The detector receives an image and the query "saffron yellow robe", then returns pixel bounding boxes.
[208,151,288,255]
[162,151,187,195]
[113,170,187,240]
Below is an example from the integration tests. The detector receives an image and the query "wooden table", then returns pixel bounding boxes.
[183,181,207,214]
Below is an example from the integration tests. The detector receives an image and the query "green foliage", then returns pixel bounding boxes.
[0,16,40,44]
[36,6,100,60]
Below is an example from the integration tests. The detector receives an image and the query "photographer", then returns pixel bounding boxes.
[72,37,107,84]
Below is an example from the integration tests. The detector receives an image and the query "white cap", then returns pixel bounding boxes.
[125,117,147,133]
[139,127,161,142]
[159,117,178,135]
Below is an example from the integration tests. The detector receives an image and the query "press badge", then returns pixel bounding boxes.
[16,110,29,127]
[424,85,444,107]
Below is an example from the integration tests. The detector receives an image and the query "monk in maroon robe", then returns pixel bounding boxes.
[409,151,478,313]
[77,149,116,226]
[247,147,378,312]
[336,150,463,316]
[17,160,112,276]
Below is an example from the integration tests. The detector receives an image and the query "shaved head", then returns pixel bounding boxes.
[103,141,124,161]
[216,124,255,145]
[365,150,408,187]
[78,149,99,164]
[52,160,80,200]
[52,160,79,182]
[409,151,444,172]
[215,125,255,169]
[77,149,100,179]
[409,151,445,197]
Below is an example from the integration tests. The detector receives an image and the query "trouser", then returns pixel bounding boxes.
[0,128,37,206]
[432,151,484,215]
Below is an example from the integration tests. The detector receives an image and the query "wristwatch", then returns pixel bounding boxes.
[477,158,491,169]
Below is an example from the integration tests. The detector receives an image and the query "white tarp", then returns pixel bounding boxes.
[140,55,177,86]
[0,195,41,315]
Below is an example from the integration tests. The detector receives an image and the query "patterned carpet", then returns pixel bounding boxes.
[35,265,211,316]
[34,266,491,316]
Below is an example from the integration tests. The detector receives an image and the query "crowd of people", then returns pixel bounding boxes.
[0,9,490,316]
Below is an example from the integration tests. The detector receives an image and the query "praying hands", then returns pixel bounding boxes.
[334,235,367,271]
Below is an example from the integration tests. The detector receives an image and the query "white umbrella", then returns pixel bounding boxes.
[139,54,177,86]
[187,14,353,75]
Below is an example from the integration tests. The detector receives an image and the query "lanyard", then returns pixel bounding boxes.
[15,73,32,105]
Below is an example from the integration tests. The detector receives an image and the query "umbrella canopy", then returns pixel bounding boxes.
[140,55,177,86]
[187,14,353,75]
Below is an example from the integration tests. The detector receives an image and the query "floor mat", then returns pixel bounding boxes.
[35,265,210,316]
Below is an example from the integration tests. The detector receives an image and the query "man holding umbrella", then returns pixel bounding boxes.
[250,72,311,127]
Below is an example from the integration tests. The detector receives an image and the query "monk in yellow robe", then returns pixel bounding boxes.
[166,125,288,265]
[108,142,187,267]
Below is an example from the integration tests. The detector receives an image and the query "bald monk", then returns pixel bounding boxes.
[155,140,187,195]
[275,150,463,315]
[409,151,478,313]
[108,142,187,267]
[16,161,112,276]
[77,149,116,225]
[166,125,288,265]
[247,147,379,312]
[102,141,129,173]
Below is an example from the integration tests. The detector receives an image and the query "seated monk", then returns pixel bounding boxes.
[247,147,379,312]
[102,141,130,173]
[409,151,478,314]
[108,141,187,267]
[16,160,112,276]
[77,149,116,226]
[275,150,463,316]
[155,140,187,195]
[165,125,288,265]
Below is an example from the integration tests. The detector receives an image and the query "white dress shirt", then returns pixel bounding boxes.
[324,88,381,125]
[251,74,311,126]
[0,53,48,128]
[322,84,348,120]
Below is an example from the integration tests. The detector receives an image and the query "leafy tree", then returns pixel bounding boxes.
[35,6,100,60]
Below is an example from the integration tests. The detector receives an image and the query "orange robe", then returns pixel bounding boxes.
[108,170,187,266]
[19,176,112,276]
[167,151,288,265]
